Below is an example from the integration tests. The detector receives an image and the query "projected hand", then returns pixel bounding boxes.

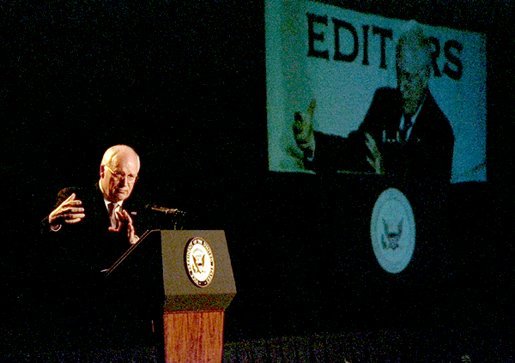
[293,99,316,157]
[365,132,384,174]
[48,193,85,230]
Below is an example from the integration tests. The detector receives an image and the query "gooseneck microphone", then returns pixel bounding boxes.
[145,204,186,216]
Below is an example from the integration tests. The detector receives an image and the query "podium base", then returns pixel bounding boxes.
[163,310,224,363]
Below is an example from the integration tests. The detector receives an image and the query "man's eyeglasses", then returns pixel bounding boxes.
[105,165,138,184]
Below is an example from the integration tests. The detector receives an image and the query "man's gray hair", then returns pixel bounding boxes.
[101,144,140,170]
[396,20,432,66]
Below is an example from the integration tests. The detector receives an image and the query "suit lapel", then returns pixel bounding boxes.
[408,92,437,145]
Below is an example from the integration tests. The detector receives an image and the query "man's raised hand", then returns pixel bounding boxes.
[48,193,85,228]
[365,132,384,175]
[109,209,139,244]
[293,99,317,156]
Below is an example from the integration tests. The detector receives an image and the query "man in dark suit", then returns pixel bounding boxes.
[293,21,454,183]
[41,144,155,347]
[43,144,141,276]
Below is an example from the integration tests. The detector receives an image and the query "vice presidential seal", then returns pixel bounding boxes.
[185,237,215,287]
[370,188,416,274]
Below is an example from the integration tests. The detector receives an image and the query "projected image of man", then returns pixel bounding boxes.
[293,21,454,183]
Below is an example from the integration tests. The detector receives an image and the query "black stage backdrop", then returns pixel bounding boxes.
[0,0,512,350]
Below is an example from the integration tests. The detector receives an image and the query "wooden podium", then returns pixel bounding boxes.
[105,230,236,363]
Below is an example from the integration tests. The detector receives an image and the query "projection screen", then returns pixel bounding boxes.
[266,0,486,184]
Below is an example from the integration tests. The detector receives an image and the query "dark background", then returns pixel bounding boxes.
[1,0,512,352]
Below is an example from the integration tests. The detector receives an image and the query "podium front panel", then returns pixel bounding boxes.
[160,230,236,312]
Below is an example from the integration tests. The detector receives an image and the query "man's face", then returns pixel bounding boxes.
[396,46,430,117]
[99,153,139,203]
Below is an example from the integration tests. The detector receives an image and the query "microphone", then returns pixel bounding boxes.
[145,204,186,216]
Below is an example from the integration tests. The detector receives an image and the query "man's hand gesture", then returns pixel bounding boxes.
[48,193,85,230]
[293,99,317,157]
[109,209,139,244]
[365,132,384,175]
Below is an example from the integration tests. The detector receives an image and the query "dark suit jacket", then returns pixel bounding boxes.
[42,184,141,283]
[311,87,455,183]
[41,184,154,346]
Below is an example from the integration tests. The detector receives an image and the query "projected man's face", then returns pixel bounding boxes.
[396,45,430,117]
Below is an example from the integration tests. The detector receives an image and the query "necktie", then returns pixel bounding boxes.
[108,203,119,228]
[400,115,412,142]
